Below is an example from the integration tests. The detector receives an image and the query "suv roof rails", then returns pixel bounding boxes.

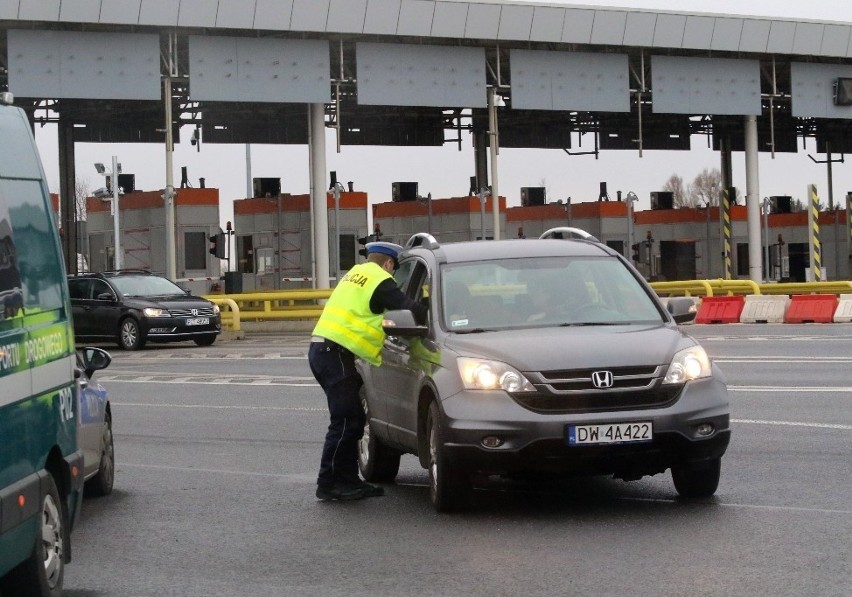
[539,227,600,242]
[404,233,440,250]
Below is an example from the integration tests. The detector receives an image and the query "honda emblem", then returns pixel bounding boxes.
[591,370,614,389]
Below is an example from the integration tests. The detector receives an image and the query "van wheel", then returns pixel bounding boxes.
[672,457,721,498]
[427,401,470,512]
[86,412,115,497]
[358,387,401,482]
[0,475,65,597]
[118,317,145,350]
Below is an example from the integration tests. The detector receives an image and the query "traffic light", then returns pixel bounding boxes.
[358,234,371,258]
[631,243,640,262]
[209,230,225,259]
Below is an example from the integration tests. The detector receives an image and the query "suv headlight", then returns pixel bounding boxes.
[212,303,220,315]
[143,307,169,317]
[457,357,535,392]
[663,346,711,384]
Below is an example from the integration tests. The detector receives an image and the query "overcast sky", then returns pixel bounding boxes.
[33,0,852,228]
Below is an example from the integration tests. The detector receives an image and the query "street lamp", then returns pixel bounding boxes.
[762,197,771,281]
[625,192,638,263]
[95,156,123,270]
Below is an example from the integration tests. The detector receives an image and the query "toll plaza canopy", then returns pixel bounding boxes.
[2,0,852,153]
[2,0,852,283]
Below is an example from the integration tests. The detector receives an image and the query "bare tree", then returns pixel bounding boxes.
[662,174,687,207]
[687,168,722,207]
[75,177,91,222]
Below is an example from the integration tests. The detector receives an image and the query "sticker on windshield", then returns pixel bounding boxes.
[451,318,469,327]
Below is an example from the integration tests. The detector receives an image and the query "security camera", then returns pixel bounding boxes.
[93,187,111,200]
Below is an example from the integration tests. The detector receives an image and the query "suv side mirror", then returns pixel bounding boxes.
[382,309,428,337]
[666,297,698,324]
[96,292,115,301]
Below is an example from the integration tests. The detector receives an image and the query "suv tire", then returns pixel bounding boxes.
[671,457,721,498]
[358,388,401,482]
[427,401,470,512]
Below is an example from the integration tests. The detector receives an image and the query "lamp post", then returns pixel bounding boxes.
[762,197,771,281]
[625,192,638,263]
[95,156,122,270]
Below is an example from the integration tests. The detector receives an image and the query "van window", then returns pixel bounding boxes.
[0,179,65,312]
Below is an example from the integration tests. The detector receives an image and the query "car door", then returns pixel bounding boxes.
[67,278,92,336]
[88,279,122,339]
[383,261,434,448]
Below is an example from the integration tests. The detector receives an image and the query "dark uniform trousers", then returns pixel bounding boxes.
[308,339,366,487]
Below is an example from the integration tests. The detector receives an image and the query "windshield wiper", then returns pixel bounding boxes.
[558,321,623,327]
[454,328,494,334]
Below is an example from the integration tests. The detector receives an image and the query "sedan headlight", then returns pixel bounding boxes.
[143,307,169,317]
[663,346,712,384]
[457,357,535,392]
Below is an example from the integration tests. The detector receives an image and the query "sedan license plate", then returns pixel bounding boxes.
[568,422,652,446]
[185,317,209,326]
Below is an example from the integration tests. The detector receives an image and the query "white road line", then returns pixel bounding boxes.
[620,497,852,515]
[732,418,852,430]
[118,402,324,412]
[100,377,318,387]
[121,462,316,481]
[717,357,852,363]
[729,386,852,393]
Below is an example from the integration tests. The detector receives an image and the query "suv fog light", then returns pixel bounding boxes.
[481,436,504,449]
[695,423,715,437]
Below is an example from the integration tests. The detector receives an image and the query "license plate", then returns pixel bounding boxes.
[567,422,653,445]
[186,317,209,326]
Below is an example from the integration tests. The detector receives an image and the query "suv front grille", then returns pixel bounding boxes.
[516,365,681,413]
[170,306,216,317]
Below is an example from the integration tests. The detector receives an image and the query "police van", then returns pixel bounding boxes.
[0,92,84,595]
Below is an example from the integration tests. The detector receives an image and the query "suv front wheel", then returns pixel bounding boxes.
[427,401,470,512]
[671,457,721,498]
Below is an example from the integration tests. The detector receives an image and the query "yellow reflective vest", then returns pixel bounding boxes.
[312,261,393,366]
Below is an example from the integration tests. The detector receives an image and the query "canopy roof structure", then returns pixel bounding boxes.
[1,0,852,154]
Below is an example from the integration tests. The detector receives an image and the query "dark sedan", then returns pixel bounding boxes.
[68,271,221,350]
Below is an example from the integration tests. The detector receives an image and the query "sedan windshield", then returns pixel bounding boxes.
[110,275,186,297]
[440,256,663,331]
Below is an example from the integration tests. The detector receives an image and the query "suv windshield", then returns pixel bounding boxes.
[109,275,185,297]
[440,255,663,331]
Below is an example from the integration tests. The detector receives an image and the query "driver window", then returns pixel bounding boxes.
[91,280,113,300]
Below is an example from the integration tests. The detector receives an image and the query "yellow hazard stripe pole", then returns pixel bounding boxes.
[722,187,733,280]
[807,184,822,281]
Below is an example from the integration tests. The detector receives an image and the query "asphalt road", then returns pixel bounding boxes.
[60,325,851,597]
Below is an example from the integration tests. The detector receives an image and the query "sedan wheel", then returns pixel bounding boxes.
[427,401,469,512]
[86,412,115,497]
[118,318,145,350]
[357,387,401,482]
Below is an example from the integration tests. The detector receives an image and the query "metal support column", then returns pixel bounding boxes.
[744,116,763,283]
[310,103,330,289]
[488,87,501,240]
[57,118,78,273]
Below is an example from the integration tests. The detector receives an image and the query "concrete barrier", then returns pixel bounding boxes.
[784,294,839,324]
[834,294,852,323]
[740,295,790,323]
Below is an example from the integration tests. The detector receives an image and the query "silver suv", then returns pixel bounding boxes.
[356,233,730,511]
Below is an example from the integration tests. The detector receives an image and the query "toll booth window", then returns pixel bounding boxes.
[184,231,207,270]
[0,179,64,313]
[736,243,749,277]
[237,235,254,273]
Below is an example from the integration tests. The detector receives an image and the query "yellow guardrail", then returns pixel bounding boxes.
[205,290,332,330]
[651,279,852,298]
[207,280,852,331]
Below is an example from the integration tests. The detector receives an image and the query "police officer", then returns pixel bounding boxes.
[310,241,427,501]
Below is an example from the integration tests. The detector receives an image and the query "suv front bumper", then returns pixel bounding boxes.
[438,376,730,479]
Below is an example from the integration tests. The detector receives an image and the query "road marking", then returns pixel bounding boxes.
[718,357,852,363]
[121,462,316,481]
[732,418,852,431]
[620,497,852,515]
[118,402,325,412]
[99,376,317,387]
[730,386,852,393]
